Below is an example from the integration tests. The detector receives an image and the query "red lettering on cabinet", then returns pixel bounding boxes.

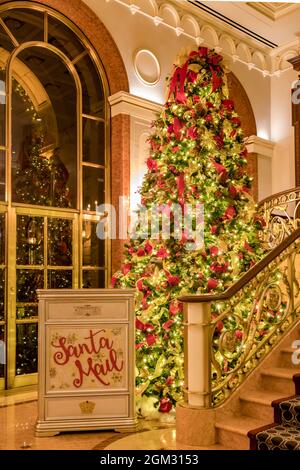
[51,330,124,387]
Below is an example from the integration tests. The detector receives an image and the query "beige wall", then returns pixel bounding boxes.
[229,61,271,140]
[271,69,298,194]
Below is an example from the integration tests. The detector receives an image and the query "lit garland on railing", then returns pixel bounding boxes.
[257,188,300,249]
[210,238,300,405]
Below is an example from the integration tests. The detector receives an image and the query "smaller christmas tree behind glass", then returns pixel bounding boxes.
[14,139,72,208]
[11,80,74,375]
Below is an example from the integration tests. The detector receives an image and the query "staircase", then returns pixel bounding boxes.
[248,375,300,450]
[215,322,300,449]
[176,187,300,449]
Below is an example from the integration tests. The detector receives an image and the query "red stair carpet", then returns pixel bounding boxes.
[248,374,300,450]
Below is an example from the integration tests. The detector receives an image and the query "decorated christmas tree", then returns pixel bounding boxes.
[15,138,72,208]
[113,47,265,417]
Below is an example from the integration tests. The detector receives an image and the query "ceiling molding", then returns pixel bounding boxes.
[110,0,299,77]
[247,2,300,21]
[246,135,275,158]
[109,91,162,119]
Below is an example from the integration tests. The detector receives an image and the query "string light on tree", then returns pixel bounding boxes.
[113,47,265,417]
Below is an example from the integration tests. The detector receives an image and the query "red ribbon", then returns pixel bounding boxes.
[210,66,223,93]
[168,61,188,103]
[173,117,184,140]
[176,173,185,197]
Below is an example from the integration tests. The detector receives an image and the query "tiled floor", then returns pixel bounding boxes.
[0,400,115,450]
[103,429,228,450]
[0,391,174,450]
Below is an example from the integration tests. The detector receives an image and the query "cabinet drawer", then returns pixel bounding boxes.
[46,299,129,321]
[45,395,129,421]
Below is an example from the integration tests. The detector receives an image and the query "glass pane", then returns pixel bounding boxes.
[16,323,38,375]
[0,150,4,200]
[82,270,105,288]
[16,306,38,320]
[17,269,43,303]
[83,118,105,165]
[48,15,85,59]
[48,218,72,266]
[47,270,72,289]
[11,78,43,204]
[0,214,5,264]
[0,23,15,52]
[0,68,5,147]
[83,167,105,212]
[1,9,44,43]
[17,216,44,266]
[83,220,105,267]
[75,55,104,117]
[12,47,77,208]
[0,269,4,321]
[0,325,5,378]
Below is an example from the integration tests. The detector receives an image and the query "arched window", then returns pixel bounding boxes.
[0,2,109,389]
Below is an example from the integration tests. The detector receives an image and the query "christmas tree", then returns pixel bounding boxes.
[15,138,72,208]
[113,47,265,417]
[13,97,73,374]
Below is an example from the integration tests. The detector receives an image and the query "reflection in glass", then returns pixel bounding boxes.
[0,325,4,378]
[12,46,77,208]
[16,306,38,320]
[0,270,4,321]
[0,69,5,200]
[0,214,5,264]
[83,167,105,212]
[17,270,43,303]
[11,82,44,205]
[17,216,44,266]
[1,8,44,43]
[76,55,104,117]
[16,323,38,375]
[48,15,85,59]
[0,23,14,52]
[0,151,5,200]
[83,118,105,165]
[0,69,5,147]
[48,218,72,266]
[48,270,72,289]
[82,270,105,288]
[82,220,105,267]
[0,6,108,387]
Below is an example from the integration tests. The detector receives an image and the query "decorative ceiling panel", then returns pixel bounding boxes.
[247,2,300,20]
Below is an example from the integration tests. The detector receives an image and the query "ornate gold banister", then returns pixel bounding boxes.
[180,228,300,304]
[179,227,300,409]
[257,186,300,248]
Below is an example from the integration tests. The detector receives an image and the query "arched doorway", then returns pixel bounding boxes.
[0,2,113,390]
[227,72,258,198]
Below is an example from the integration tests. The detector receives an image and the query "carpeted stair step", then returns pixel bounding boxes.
[260,367,296,394]
[273,396,300,426]
[216,415,266,450]
[239,390,286,421]
[248,374,300,450]
[249,423,300,450]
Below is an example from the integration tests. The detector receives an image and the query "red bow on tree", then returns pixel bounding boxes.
[168,61,189,104]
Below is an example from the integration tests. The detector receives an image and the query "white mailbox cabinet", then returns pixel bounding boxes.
[35,289,137,436]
